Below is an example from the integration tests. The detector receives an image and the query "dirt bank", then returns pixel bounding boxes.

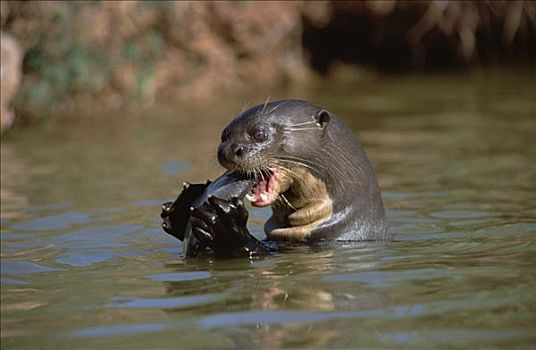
[1,1,534,132]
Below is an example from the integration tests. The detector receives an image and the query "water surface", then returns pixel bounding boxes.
[1,70,535,349]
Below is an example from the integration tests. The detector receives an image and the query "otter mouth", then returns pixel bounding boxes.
[245,168,279,207]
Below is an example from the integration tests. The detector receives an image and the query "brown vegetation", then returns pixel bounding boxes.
[303,1,536,71]
[1,32,22,131]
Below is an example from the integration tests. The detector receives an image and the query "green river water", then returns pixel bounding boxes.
[1,70,535,349]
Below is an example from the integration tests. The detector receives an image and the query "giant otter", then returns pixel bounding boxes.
[161,99,386,256]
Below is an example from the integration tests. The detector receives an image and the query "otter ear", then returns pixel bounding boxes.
[314,109,331,130]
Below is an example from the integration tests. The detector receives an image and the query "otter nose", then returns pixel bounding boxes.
[233,144,244,158]
[218,143,245,167]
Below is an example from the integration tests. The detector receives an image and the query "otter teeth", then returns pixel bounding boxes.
[246,193,255,201]
[260,192,269,202]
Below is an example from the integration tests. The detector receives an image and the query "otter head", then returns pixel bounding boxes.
[218,100,332,211]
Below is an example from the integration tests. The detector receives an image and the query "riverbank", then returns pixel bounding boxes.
[1,1,535,132]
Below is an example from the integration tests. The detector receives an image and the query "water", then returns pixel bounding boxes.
[1,70,535,349]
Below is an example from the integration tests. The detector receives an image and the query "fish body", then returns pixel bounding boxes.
[161,171,255,257]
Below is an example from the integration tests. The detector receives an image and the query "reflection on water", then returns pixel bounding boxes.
[1,145,29,221]
[1,71,535,349]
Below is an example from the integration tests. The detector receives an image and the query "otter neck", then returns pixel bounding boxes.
[266,168,333,241]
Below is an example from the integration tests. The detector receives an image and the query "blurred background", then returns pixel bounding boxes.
[1,2,536,348]
[1,1,535,131]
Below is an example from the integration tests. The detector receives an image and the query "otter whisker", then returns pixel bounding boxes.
[281,168,301,180]
[280,193,296,211]
[277,154,323,165]
[275,156,327,171]
[284,127,321,131]
[272,196,284,209]
[271,162,309,176]
[262,96,271,114]
[274,159,314,171]
[266,100,288,114]
[260,167,271,181]
[287,120,318,127]
[271,162,304,179]
[269,161,290,174]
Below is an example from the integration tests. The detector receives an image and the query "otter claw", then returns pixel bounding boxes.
[192,226,214,244]
[162,171,257,256]
[191,207,217,225]
[162,202,173,213]
[162,219,173,235]
[208,196,236,215]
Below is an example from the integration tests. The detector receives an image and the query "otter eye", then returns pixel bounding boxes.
[251,127,268,142]
[221,129,230,143]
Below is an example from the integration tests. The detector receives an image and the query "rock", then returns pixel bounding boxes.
[1,32,23,133]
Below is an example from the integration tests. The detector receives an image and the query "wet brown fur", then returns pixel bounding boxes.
[266,168,333,241]
[218,99,386,242]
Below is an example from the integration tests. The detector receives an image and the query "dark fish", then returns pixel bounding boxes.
[161,171,255,257]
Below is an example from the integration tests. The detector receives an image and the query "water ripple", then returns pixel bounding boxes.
[1,260,65,275]
[150,271,211,282]
[66,322,172,338]
[109,294,223,309]
[10,212,90,231]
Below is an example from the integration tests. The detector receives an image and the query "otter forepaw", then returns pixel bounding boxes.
[161,201,179,238]
[190,196,258,256]
[207,196,249,235]
[160,182,208,241]
[189,206,218,246]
